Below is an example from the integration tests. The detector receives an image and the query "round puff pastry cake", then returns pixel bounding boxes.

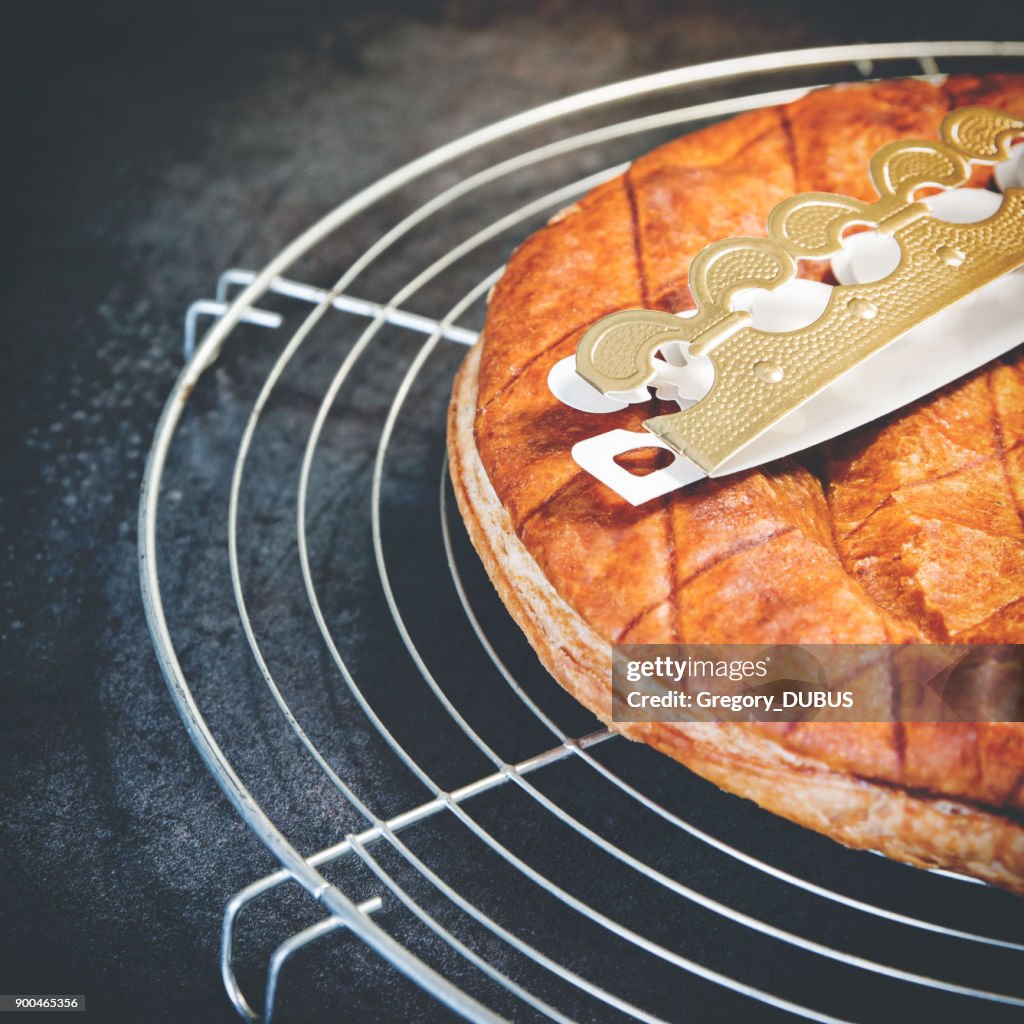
[448,75,1024,892]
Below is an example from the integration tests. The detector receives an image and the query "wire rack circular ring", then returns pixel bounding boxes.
[141,42,1024,1024]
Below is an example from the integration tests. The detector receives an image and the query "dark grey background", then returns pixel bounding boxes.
[3,3,1024,1022]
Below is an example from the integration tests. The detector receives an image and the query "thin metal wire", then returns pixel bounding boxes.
[184,299,283,360]
[142,43,1024,1024]
[263,898,383,1023]
[214,270,480,346]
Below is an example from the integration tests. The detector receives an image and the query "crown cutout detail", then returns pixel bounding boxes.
[574,106,1024,474]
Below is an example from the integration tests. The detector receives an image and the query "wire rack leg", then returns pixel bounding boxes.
[224,895,384,1023]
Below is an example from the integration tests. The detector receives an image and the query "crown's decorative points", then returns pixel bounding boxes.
[574,106,1024,475]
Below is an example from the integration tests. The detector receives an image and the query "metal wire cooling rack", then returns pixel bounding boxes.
[141,43,1024,1024]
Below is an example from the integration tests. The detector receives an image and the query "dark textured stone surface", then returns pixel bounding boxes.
[3,4,1024,1022]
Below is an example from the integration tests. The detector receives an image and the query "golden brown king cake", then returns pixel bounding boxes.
[448,75,1024,893]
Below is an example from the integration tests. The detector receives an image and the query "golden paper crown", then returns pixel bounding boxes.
[575,106,1024,474]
